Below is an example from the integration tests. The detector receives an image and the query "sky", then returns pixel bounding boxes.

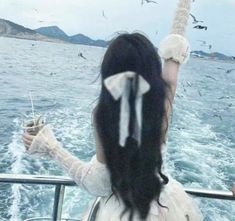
[0,0,235,56]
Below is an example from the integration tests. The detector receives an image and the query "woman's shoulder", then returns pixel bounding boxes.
[90,154,108,168]
[160,178,203,221]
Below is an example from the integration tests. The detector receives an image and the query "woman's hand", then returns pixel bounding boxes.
[22,132,35,151]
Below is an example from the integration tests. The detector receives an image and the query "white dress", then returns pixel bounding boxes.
[28,125,203,221]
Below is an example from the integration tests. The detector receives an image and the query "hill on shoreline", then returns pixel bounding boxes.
[35,26,108,47]
[0,18,108,47]
[0,18,234,60]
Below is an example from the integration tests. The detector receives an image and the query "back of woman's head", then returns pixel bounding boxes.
[96,33,169,220]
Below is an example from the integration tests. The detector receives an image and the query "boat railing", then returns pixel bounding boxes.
[0,173,234,221]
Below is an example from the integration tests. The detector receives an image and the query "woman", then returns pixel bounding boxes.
[22,32,202,221]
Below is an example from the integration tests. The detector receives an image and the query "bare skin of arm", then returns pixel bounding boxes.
[161,59,180,143]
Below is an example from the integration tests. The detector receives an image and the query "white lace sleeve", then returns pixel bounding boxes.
[28,125,112,196]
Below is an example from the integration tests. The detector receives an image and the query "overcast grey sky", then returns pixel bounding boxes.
[1,0,235,55]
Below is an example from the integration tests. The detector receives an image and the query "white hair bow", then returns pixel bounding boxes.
[104,71,150,147]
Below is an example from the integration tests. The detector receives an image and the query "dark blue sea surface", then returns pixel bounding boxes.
[0,37,234,221]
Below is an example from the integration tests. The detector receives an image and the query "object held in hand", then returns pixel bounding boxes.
[22,114,45,136]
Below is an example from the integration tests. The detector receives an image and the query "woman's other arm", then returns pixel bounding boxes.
[22,125,111,196]
[92,106,106,164]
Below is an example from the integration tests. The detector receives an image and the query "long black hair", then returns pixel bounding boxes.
[95,33,169,220]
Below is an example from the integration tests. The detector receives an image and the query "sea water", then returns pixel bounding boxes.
[0,37,234,221]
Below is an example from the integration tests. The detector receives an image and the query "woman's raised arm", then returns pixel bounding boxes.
[158,32,190,144]
[158,0,192,143]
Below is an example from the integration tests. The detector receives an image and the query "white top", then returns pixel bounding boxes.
[28,125,203,221]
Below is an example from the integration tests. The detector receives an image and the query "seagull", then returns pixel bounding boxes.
[194,25,207,30]
[205,75,217,81]
[186,81,192,87]
[102,10,107,19]
[217,68,235,73]
[224,103,233,110]
[78,52,86,59]
[228,103,233,107]
[197,90,202,97]
[145,0,158,3]
[190,13,204,24]
[142,0,158,4]
[213,113,223,121]
[226,69,235,73]
[176,93,183,98]
[197,40,206,45]
[218,95,233,100]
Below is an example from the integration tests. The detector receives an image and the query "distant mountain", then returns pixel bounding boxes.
[35,26,108,47]
[0,18,36,36]
[0,18,108,47]
[35,26,68,40]
[0,18,65,43]
[69,34,108,47]
[191,50,235,62]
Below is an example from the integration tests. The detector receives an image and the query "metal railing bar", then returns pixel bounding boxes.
[0,173,75,186]
[185,187,234,201]
[0,173,234,201]
[86,197,101,221]
[24,218,80,221]
[52,184,65,221]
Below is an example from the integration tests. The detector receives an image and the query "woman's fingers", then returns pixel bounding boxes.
[23,140,30,150]
[23,132,35,141]
[22,132,35,150]
[23,136,32,146]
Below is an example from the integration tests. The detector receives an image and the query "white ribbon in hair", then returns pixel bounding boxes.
[104,71,150,147]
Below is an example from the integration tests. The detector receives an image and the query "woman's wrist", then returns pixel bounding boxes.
[159,34,190,65]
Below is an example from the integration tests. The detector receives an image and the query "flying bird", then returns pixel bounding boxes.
[102,10,107,19]
[142,0,158,4]
[78,52,87,60]
[197,40,208,47]
[217,68,235,73]
[226,69,235,73]
[197,90,202,97]
[197,40,212,50]
[218,95,234,100]
[197,40,206,45]
[213,113,223,121]
[205,75,217,81]
[194,25,207,30]
[190,13,204,24]
[186,81,192,87]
